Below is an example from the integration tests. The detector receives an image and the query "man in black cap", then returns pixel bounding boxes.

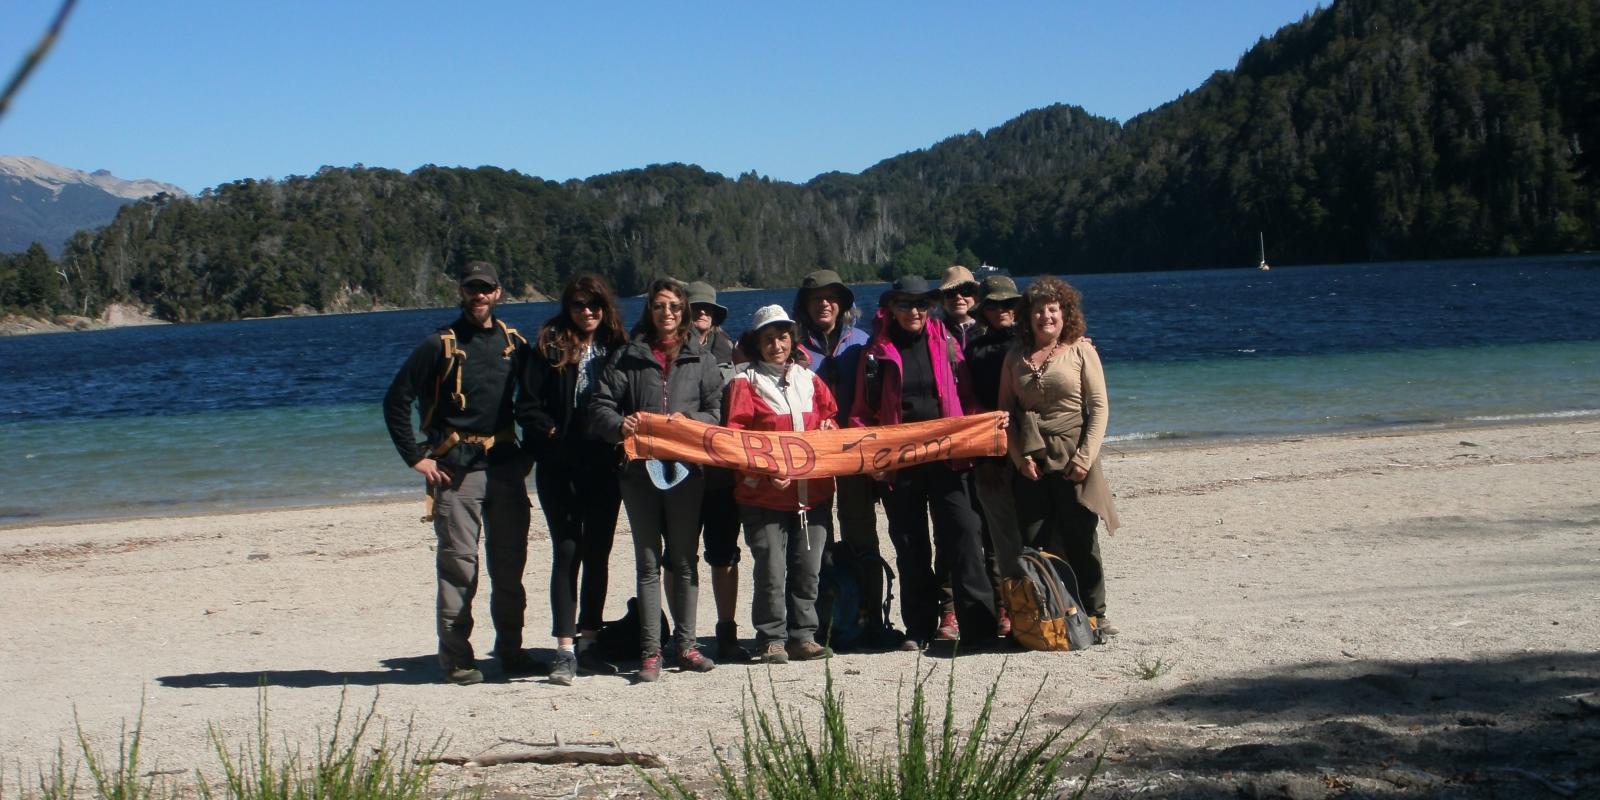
[383,260,537,685]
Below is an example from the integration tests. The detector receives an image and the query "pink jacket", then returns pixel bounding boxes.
[848,311,978,474]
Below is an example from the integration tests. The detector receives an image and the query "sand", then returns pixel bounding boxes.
[3,421,1598,798]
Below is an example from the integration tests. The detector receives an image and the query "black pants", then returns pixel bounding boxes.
[536,441,622,638]
[881,462,997,642]
[1014,472,1106,617]
[700,479,742,567]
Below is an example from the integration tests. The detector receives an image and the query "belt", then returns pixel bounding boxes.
[421,427,516,522]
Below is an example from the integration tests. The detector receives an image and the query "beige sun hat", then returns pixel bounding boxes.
[939,265,979,291]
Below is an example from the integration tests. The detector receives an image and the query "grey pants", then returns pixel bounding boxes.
[620,464,705,656]
[974,458,1024,579]
[741,504,831,644]
[432,463,531,669]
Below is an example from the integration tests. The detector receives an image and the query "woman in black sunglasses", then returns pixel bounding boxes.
[848,275,999,651]
[519,273,628,685]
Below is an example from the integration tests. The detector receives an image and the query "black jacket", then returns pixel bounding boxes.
[963,324,1016,412]
[383,314,529,468]
[516,338,617,460]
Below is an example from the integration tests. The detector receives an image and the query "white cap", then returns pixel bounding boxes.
[750,304,793,331]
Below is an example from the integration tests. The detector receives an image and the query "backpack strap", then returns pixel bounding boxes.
[421,329,466,433]
[498,319,527,358]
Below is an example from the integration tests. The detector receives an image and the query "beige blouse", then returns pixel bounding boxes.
[997,338,1108,473]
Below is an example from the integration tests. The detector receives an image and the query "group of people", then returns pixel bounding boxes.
[383,260,1119,686]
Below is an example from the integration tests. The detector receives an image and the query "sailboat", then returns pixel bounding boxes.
[1257,232,1271,271]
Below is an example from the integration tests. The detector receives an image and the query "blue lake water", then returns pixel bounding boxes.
[2,255,1598,523]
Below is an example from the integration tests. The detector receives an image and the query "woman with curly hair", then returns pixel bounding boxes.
[518,273,629,684]
[997,275,1122,637]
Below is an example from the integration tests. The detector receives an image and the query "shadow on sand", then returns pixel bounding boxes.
[1079,649,1599,798]
[156,652,556,689]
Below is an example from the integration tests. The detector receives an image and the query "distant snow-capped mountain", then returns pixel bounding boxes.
[1,155,187,255]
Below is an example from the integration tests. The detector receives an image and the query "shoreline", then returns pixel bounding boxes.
[8,411,1599,531]
[2,418,1596,798]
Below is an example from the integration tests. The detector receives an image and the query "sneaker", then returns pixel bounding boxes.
[1095,615,1120,637]
[446,665,483,686]
[760,640,789,665]
[935,611,960,641]
[498,649,548,676]
[549,649,577,686]
[716,621,754,663]
[677,646,716,673]
[786,640,832,661]
[577,646,619,676]
[637,652,662,683]
[996,608,1013,639]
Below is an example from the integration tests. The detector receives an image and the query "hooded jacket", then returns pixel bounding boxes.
[587,334,724,447]
[723,362,839,511]
[797,322,868,426]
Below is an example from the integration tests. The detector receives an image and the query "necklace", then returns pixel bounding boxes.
[1023,340,1063,384]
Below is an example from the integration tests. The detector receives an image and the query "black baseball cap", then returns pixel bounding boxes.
[459,261,500,287]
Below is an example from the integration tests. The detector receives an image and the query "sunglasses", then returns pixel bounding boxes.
[462,282,497,294]
[651,301,684,313]
[943,286,978,299]
[982,299,1018,310]
[568,298,603,312]
[891,298,933,312]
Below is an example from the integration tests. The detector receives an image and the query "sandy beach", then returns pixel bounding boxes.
[3,420,1597,798]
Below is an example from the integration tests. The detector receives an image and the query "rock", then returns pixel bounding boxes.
[1380,765,1442,788]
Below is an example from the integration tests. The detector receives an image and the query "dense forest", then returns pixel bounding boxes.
[3,0,1596,322]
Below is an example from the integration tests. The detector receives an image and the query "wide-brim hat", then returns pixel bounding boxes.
[459,261,500,288]
[939,265,979,291]
[979,275,1021,303]
[880,274,940,306]
[798,269,855,309]
[750,304,795,333]
[685,280,728,325]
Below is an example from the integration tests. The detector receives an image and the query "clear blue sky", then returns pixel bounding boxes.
[2,2,1322,195]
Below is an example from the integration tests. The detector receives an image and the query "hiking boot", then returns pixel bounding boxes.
[577,646,618,676]
[1095,615,1119,637]
[786,640,832,661]
[935,611,960,641]
[498,649,548,676]
[716,621,754,663]
[549,649,578,686]
[637,652,662,683]
[760,640,789,665]
[996,608,1013,638]
[445,665,483,686]
[677,646,716,673]
[896,635,922,652]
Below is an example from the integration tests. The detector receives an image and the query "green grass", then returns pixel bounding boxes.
[7,689,456,800]
[1125,653,1175,681]
[642,658,1103,800]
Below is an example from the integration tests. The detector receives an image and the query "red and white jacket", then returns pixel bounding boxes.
[723,362,838,511]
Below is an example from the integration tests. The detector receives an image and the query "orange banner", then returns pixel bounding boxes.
[624,412,1008,479]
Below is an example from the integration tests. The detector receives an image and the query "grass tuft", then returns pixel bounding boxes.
[1126,653,1175,681]
[641,657,1102,799]
[10,687,457,800]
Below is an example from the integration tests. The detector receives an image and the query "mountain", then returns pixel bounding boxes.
[0,156,188,255]
[5,0,1598,322]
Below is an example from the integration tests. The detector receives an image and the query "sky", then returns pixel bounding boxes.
[1,2,1324,195]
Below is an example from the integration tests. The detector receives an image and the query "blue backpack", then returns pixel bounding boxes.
[816,540,895,650]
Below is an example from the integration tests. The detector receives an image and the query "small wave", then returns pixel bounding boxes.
[1464,409,1600,422]
[1106,431,1183,442]
[1235,349,1256,353]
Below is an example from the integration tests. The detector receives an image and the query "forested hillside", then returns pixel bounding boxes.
[4,0,1595,322]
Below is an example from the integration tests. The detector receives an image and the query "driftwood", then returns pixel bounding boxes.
[421,744,664,769]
